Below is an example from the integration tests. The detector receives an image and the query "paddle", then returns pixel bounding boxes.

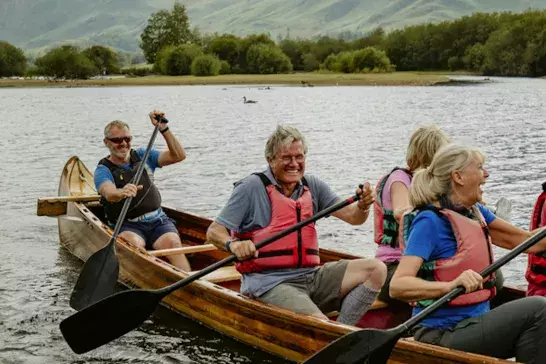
[303,227,546,364]
[69,116,167,311]
[60,192,361,354]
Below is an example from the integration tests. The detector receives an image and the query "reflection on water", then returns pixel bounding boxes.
[1,77,545,363]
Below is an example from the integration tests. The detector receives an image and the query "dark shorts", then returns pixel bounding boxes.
[411,296,546,363]
[120,215,178,250]
[377,261,399,303]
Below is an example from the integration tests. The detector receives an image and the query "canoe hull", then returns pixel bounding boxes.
[56,156,522,363]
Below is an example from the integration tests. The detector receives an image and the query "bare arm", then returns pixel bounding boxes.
[206,221,232,250]
[157,128,186,166]
[149,111,186,167]
[332,182,375,225]
[98,181,142,203]
[206,221,258,259]
[489,218,546,253]
[390,181,412,223]
[390,256,484,302]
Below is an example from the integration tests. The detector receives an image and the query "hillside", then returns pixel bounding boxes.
[2,0,546,54]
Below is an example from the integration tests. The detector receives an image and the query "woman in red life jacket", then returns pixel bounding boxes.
[373,124,450,304]
[390,144,546,364]
[526,182,546,296]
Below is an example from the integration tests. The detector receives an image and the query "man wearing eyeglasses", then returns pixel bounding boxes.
[93,110,190,271]
[206,124,387,324]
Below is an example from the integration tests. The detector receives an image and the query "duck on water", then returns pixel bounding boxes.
[243,96,257,104]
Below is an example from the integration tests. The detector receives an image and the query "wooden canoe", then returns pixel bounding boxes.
[53,156,524,363]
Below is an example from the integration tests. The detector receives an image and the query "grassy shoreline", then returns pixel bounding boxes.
[0,72,473,88]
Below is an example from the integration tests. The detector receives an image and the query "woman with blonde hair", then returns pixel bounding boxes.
[390,143,546,363]
[373,125,450,303]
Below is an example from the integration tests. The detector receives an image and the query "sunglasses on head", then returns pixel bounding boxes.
[106,136,133,144]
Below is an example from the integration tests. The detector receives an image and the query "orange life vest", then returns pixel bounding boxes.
[233,173,320,274]
[399,205,496,307]
[525,182,546,291]
[373,167,412,248]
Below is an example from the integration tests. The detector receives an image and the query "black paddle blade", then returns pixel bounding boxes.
[303,328,399,364]
[69,243,119,311]
[61,289,161,354]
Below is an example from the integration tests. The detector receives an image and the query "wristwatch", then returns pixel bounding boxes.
[224,239,233,253]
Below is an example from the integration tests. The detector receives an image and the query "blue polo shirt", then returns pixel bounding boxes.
[404,203,496,328]
[94,147,161,191]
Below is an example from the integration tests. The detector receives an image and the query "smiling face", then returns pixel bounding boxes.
[451,156,489,207]
[104,125,132,163]
[268,140,306,195]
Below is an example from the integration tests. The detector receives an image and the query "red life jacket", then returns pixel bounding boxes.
[233,173,320,274]
[399,205,496,307]
[525,182,546,292]
[373,167,412,248]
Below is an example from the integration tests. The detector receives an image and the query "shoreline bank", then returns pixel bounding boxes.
[0,72,469,88]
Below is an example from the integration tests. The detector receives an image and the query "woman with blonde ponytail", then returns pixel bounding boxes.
[390,144,546,363]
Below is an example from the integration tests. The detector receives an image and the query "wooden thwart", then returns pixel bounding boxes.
[150,244,217,257]
[37,195,101,216]
[189,266,242,283]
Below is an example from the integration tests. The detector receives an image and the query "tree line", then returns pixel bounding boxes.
[2,3,546,79]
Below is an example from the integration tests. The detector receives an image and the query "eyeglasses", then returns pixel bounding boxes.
[280,155,305,164]
[106,136,132,144]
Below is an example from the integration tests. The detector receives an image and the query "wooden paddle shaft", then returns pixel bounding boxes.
[150,244,217,256]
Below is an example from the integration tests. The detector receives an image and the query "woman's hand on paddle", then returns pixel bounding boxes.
[229,240,258,260]
[450,269,483,293]
[356,182,375,212]
[119,183,143,199]
[149,110,168,131]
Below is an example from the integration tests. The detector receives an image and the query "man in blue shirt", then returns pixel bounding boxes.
[94,110,190,271]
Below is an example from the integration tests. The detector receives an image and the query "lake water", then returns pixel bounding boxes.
[1,77,545,363]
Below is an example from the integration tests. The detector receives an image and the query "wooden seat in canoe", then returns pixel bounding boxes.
[189,266,242,283]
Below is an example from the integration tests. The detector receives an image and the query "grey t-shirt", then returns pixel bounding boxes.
[215,167,340,297]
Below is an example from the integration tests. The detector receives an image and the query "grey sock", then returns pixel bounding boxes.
[337,284,380,325]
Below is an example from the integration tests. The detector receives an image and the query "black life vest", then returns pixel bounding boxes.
[98,149,162,223]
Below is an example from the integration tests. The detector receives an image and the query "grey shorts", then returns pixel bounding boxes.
[257,260,349,315]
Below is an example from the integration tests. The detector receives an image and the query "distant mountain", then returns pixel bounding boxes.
[2,0,546,54]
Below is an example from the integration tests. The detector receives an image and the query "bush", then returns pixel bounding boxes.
[191,54,221,76]
[302,53,319,72]
[352,47,394,73]
[154,44,203,75]
[321,47,394,73]
[120,66,153,77]
[219,60,231,74]
[246,43,293,74]
[35,45,97,79]
[0,41,27,77]
[83,45,121,74]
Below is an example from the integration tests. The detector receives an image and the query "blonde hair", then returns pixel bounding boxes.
[410,144,485,207]
[265,125,308,161]
[406,125,451,171]
[104,120,130,138]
